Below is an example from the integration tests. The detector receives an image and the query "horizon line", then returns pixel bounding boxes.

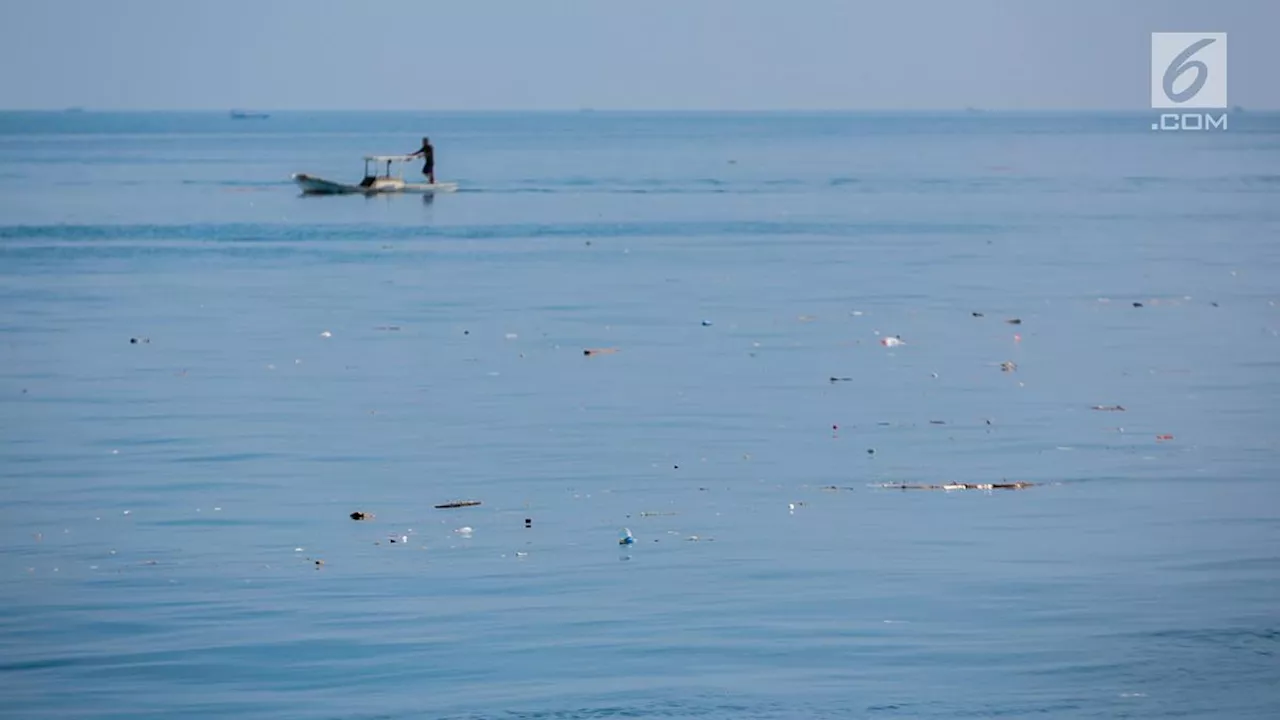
[0,106,1269,114]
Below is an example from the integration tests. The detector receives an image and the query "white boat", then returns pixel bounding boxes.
[293,155,458,195]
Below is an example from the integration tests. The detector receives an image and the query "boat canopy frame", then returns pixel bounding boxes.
[362,154,419,181]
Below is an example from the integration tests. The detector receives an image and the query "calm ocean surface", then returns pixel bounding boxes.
[1,111,1278,719]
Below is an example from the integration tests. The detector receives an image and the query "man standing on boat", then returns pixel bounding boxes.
[408,137,435,184]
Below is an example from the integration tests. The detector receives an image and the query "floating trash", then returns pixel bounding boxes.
[1091,405,1126,411]
[455,526,473,536]
[350,511,373,521]
[319,330,332,338]
[434,500,482,509]
[880,336,905,348]
[619,528,635,545]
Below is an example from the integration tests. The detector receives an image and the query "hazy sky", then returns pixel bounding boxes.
[0,0,1275,110]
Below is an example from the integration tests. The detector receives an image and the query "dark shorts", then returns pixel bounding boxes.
[423,162,434,173]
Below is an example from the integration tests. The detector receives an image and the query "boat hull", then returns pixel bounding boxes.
[292,173,457,195]
[292,174,359,194]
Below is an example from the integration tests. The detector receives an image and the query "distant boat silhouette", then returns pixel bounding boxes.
[230,110,269,119]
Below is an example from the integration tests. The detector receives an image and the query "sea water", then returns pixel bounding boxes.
[1,111,1278,718]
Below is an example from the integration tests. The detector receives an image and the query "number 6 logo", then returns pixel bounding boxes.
[1151,33,1228,109]
[1163,38,1215,104]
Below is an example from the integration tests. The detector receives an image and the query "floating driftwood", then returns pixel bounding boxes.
[434,500,482,509]
[878,482,1035,491]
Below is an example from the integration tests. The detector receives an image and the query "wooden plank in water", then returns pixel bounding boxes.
[434,500,483,509]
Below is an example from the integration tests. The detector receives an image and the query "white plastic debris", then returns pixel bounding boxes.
[319,330,332,338]
[880,337,904,347]
[454,526,473,536]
